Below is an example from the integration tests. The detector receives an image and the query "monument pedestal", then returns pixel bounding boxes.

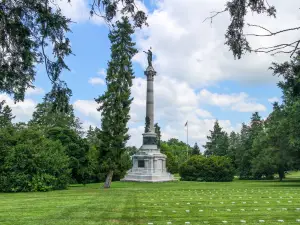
[121,132,174,182]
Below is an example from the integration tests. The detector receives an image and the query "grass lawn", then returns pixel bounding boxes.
[1,174,300,225]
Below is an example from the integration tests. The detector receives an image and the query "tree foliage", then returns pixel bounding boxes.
[0,100,15,128]
[191,142,200,155]
[203,120,229,157]
[95,17,137,188]
[154,122,161,147]
[45,127,90,184]
[29,99,82,133]
[0,126,70,192]
[0,0,72,103]
[145,116,150,132]
[205,0,299,59]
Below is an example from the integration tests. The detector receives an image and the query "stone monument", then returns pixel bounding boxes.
[122,48,174,182]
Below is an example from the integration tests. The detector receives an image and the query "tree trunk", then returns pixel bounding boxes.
[278,169,284,182]
[104,170,114,188]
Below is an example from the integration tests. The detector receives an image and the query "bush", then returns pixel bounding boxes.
[179,155,235,182]
[0,127,71,192]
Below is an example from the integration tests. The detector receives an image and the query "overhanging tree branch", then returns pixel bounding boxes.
[245,24,300,37]
[204,0,299,59]
[203,9,228,23]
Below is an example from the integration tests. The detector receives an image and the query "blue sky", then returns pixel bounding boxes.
[1,0,297,148]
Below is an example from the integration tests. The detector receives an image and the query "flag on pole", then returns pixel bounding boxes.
[185,121,188,127]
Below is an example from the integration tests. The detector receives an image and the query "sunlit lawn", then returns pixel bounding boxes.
[1,173,300,225]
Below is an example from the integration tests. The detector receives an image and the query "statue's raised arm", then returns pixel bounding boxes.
[143,47,152,67]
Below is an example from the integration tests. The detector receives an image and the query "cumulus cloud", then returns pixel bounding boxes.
[57,0,104,25]
[128,76,249,147]
[97,68,106,77]
[56,0,296,148]
[198,89,267,112]
[268,97,280,103]
[26,87,45,96]
[0,94,36,122]
[88,77,105,85]
[134,0,299,87]
[73,100,101,124]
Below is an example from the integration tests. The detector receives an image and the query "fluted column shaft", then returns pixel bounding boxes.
[145,67,156,132]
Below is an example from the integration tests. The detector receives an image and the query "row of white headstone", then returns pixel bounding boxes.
[147,219,300,224]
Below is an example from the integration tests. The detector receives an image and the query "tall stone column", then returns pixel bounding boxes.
[145,66,157,132]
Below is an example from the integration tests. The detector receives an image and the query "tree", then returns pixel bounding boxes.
[205,1,299,59]
[89,0,147,28]
[191,142,200,155]
[235,123,252,179]
[235,112,263,179]
[203,120,229,157]
[0,0,72,102]
[29,92,82,134]
[0,0,147,103]
[227,131,240,169]
[95,17,137,188]
[154,122,161,147]
[0,126,70,192]
[86,126,102,146]
[46,127,90,184]
[126,146,138,156]
[145,116,150,132]
[270,52,300,104]
[0,100,15,128]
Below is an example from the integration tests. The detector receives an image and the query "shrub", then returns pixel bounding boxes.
[179,155,235,182]
[0,127,70,192]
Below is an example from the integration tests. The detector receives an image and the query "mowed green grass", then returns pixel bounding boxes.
[1,174,300,225]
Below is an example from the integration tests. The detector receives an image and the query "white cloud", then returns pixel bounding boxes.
[198,89,267,112]
[57,0,105,25]
[88,77,105,85]
[268,97,280,103]
[73,100,101,124]
[0,94,36,123]
[134,0,299,87]
[128,76,246,147]
[26,87,45,96]
[97,68,106,77]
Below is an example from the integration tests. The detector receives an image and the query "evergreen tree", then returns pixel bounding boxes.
[145,116,150,132]
[86,126,102,147]
[29,93,82,134]
[227,131,240,169]
[0,0,146,103]
[95,17,137,188]
[191,142,200,155]
[236,123,253,179]
[154,123,161,147]
[126,146,138,156]
[0,100,15,128]
[203,120,229,157]
[236,112,263,179]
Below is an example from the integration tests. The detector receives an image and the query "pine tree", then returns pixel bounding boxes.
[191,142,200,155]
[145,116,150,132]
[0,100,15,128]
[154,123,161,147]
[95,17,137,188]
[203,120,229,157]
[228,131,240,169]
